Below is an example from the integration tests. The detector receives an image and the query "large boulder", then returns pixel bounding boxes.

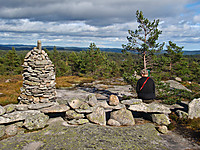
[164,80,192,92]
[188,98,200,119]
[151,114,170,125]
[87,106,106,126]
[110,108,135,126]
[23,113,49,130]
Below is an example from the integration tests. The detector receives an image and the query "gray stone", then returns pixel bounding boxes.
[2,110,41,124]
[4,104,16,113]
[41,104,70,113]
[121,99,143,105]
[67,119,89,125]
[175,77,182,82]
[75,108,93,114]
[87,106,106,126]
[28,102,55,110]
[79,102,91,110]
[65,110,85,120]
[0,125,5,138]
[97,100,125,110]
[5,124,18,136]
[22,141,44,150]
[68,98,84,109]
[14,121,24,127]
[151,114,170,125]
[176,110,188,119]
[47,117,65,125]
[110,108,135,126]
[109,95,119,106]
[16,104,28,111]
[164,80,192,92]
[157,125,168,134]
[188,98,200,119]
[87,94,98,106]
[128,102,171,114]
[0,116,12,124]
[107,119,121,126]
[24,113,49,130]
[0,105,5,116]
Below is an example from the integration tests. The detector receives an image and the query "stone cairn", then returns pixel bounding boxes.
[18,40,56,104]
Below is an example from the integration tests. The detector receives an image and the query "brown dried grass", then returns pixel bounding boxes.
[0,75,23,106]
[0,75,94,105]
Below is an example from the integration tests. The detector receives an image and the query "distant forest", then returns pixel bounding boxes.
[0,43,199,84]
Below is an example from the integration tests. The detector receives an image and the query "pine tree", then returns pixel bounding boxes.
[165,41,184,71]
[122,10,164,70]
[4,47,21,75]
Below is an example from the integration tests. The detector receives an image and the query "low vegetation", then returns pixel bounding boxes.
[0,75,94,106]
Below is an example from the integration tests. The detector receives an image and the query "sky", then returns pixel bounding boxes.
[0,0,200,50]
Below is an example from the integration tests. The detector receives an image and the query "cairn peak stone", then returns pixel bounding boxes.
[18,41,56,104]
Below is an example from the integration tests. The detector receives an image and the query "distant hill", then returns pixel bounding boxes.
[0,44,200,55]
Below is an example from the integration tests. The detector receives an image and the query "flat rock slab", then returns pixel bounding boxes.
[0,123,199,150]
[41,104,70,113]
[128,102,171,114]
[164,80,192,92]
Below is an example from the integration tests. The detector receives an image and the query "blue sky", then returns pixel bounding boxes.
[0,0,200,50]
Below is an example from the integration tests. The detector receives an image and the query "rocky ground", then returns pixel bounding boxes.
[0,119,199,150]
[0,79,200,150]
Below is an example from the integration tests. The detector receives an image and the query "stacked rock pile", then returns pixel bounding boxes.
[18,41,56,104]
[0,95,200,138]
[0,94,173,138]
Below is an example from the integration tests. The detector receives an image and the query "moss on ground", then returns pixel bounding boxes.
[0,122,169,150]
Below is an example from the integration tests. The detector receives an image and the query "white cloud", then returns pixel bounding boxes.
[0,0,200,49]
[194,15,200,23]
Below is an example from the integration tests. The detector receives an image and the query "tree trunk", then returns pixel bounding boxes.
[169,62,172,71]
[143,52,147,70]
